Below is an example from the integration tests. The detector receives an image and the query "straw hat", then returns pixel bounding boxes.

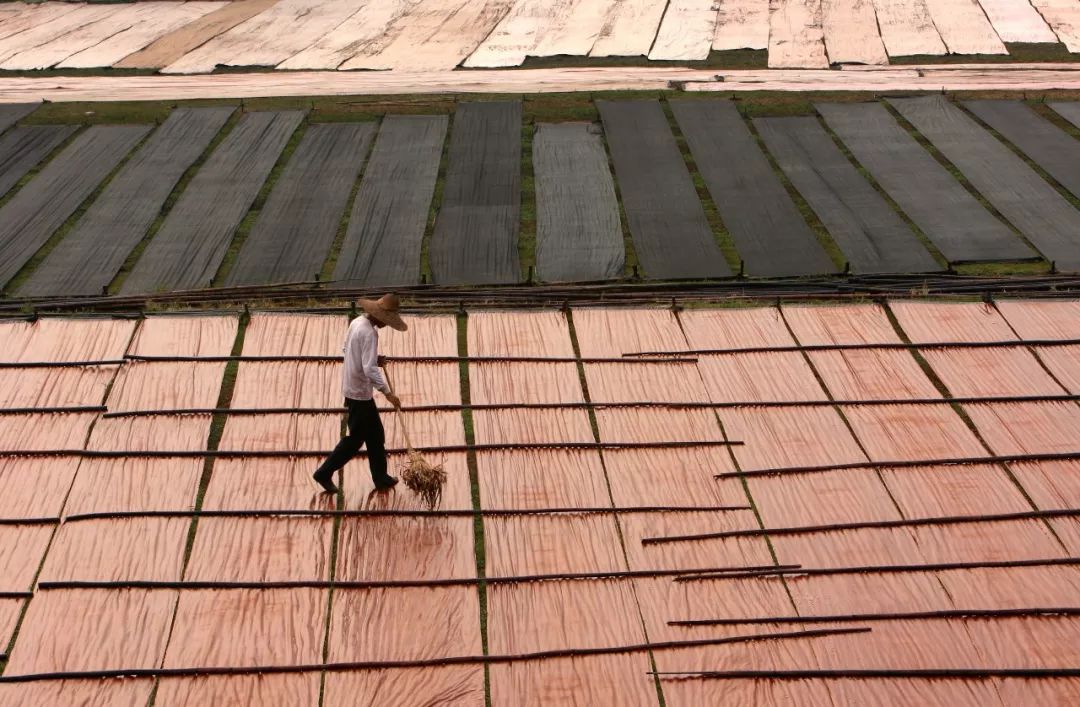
[360,293,408,331]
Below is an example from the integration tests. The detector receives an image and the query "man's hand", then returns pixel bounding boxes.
[385,392,401,409]
[377,355,387,368]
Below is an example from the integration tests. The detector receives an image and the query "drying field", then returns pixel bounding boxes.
[1,94,1080,303]
[0,301,1079,703]
[1,0,1078,703]
[0,0,1078,73]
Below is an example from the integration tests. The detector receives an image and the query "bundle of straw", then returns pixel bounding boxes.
[386,370,446,509]
[400,446,446,510]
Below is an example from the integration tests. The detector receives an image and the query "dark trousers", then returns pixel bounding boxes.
[314,398,388,481]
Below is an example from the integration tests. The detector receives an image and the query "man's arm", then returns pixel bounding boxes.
[358,328,399,407]
[359,329,390,395]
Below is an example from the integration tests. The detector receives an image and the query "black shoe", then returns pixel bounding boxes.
[313,471,339,494]
[373,475,398,491]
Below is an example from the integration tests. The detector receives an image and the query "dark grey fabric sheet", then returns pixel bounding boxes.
[597,100,730,280]
[0,124,76,199]
[20,107,233,297]
[533,122,623,282]
[817,102,1032,264]
[429,102,521,285]
[119,110,304,294]
[964,100,1080,200]
[0,103,38,134]
[0,124,149,289]
[754,116,940,274]
[890,96,1080,272]
[225,122,374,286]
[1050,102,1080,130]
[671,100,835,277]
[333,115,446,287]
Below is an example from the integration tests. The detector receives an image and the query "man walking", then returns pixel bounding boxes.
[313,293,407,494]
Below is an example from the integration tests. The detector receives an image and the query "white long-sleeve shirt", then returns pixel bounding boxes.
[341,316,391,401]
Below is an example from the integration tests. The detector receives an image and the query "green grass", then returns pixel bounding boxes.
[952,260,1053,276]
[6,39,1076,85]
[473,48,768,71]
[732,96,820,117]
[1004,43,1080,62]
[519,119,537,280]
[689,92,877,118]
[704,49,770,69]
[206,63,278,75]
[24,99,176,125]
[20,95,446,128]
[891,43,1080,65]
[0,66,156,80]
[14,88,1080,129]
[514,48,768,71]
[524,93,600,123]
